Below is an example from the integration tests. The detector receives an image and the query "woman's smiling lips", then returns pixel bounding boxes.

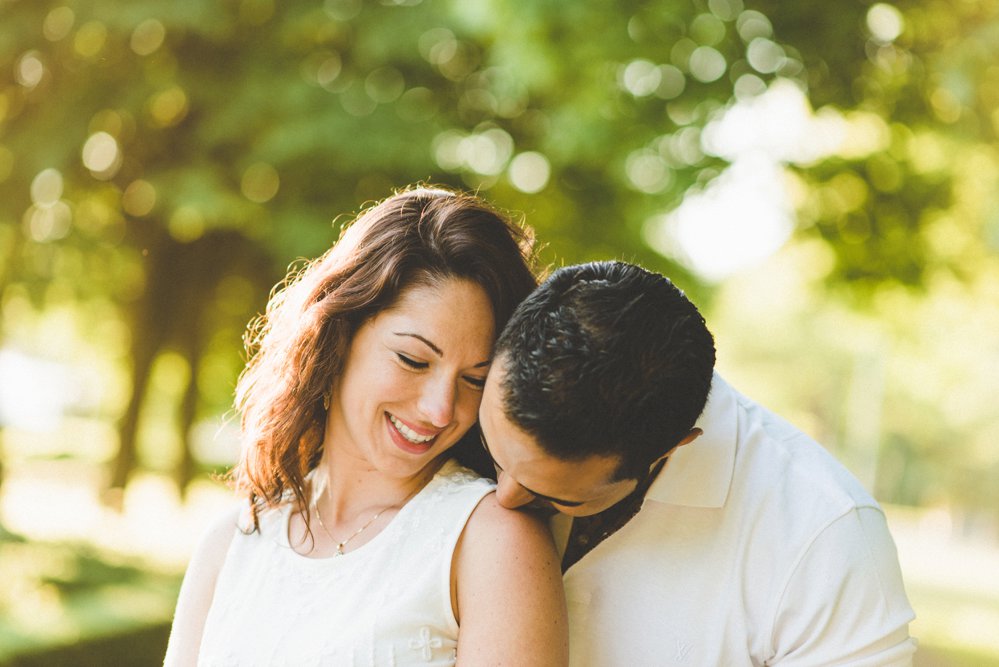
[386,413,440,454]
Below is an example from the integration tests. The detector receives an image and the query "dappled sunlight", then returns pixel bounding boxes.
[708,238,999,662]
[508,151,551,194]
[0,349,74,431]
[0,523,184,661]
[644,78,911,282]
[887,506,999,660]
[2,471,105,542]
[0,459,233,658]
[130,19,166,57]
[2,467,232,570]
[2,0,998,661]
[643,156,793,281]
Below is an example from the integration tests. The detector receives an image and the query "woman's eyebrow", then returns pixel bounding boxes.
[393,332,442,356]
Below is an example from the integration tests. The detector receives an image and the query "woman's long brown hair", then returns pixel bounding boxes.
[228,186,537,530]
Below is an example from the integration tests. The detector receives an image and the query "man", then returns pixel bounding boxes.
[478,261,916,665]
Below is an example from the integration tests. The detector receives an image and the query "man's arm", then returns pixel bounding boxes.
[769,506,917,666]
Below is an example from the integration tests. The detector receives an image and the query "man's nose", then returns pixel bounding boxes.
[495,471,536,509]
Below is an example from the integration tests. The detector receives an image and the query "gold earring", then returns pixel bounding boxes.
[322,392,330,410]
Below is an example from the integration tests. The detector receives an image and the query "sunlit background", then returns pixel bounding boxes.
[1,0,998,664]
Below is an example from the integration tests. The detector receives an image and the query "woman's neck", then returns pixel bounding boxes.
[313,446,444,524]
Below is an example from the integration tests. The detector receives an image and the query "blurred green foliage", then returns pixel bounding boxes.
[1,1,999,663]
[0,0,996,535]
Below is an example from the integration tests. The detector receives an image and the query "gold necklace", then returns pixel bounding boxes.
[313,500,393,557]
[311,467,435,556]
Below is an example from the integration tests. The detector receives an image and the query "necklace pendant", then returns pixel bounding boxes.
[335,543,345,557]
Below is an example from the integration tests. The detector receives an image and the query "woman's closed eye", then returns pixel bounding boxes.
[396,353,428,369]
[396,352,486,389]
[463,375,486,390]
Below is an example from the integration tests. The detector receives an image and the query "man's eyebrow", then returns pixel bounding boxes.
[393,332,491,368]
[478,432,586,507]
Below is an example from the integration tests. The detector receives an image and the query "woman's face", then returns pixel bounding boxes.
[326,277,497,479]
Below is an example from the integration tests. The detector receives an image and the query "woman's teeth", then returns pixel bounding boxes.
[389,415,435,444]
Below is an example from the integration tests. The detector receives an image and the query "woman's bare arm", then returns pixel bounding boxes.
[163,505,240,666]
[452,493,569,667]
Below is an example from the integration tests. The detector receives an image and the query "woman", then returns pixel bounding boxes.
[164,186,568,666]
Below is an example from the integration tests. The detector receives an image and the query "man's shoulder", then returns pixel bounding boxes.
[734,391,879,513]
[666,374,881,529]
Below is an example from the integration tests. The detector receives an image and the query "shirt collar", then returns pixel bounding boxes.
[645,372,738,508]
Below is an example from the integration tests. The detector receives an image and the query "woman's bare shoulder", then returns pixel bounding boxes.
[453,492,568,666]
[461,491,554,546]
[199,502,246,550]
[163,502,245,666]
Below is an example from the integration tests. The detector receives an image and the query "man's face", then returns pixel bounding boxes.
[478,362,640,517]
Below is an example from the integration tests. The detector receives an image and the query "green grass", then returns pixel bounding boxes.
[0,527,181,665]
[1,624,171,667]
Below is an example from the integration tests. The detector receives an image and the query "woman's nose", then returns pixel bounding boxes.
[418,376,457,428]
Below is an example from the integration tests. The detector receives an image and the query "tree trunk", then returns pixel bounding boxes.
[107,323,161,496]
[176,327,203,496]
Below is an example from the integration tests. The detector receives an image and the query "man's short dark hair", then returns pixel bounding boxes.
[494,261,716,481]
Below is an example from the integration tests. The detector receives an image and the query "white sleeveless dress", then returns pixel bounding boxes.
[197,460,494,666]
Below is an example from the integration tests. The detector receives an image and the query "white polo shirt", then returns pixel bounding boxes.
[560,374,917,666]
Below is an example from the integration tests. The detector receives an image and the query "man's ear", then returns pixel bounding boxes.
[676,427,703,449]
[648,428,703,469]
